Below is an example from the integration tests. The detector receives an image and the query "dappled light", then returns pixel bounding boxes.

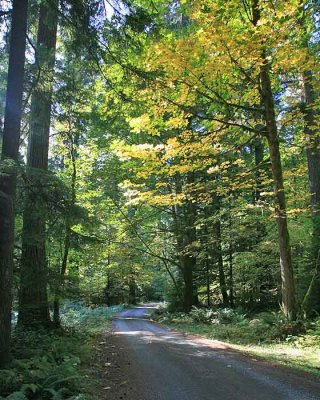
[0,0,320,398]
[109,307,320,400]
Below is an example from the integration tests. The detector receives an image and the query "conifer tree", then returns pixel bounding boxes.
[0,0,28,366]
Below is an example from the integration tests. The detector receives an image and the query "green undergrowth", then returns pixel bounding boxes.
[152,306,320,376]
[0,302,123,400]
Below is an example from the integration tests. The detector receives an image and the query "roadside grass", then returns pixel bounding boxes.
[152,307,320,377]
[0,302,123,400]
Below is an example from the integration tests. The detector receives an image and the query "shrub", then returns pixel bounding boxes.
[189,307,247,325]
[0,302,122,399]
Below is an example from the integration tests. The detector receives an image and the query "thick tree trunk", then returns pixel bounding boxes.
[18,1,58,328]
[0,0,28,368]
[260,59,296,320]
[301,70,320,316]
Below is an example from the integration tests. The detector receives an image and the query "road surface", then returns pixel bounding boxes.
[109,305,320,400]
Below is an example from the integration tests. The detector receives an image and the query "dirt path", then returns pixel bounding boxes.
[90,306,320,400]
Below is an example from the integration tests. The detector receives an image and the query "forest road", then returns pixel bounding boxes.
[105,305,320,400]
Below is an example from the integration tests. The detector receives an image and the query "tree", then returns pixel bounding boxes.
[252,0,296,319]
[98,0,304,317]
[18,0,58,328]
[0,0,29,367]
[300,4,320,316]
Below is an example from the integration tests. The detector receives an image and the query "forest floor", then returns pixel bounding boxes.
[88,306,320,400]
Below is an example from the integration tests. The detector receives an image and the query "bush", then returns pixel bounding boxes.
[0,330,84,399]
[189,307,247,325]
[0,302,123,399]
[154,306,317,345]
[60,301,123,333]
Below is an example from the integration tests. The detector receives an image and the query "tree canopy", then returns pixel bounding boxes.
[0,0,319,368]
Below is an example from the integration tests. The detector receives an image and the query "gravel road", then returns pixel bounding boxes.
[108,305,320,400]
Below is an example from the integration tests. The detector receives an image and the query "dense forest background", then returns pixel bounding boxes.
[0,0,319,375]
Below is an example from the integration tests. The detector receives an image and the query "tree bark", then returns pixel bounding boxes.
[18,0,58,328]
[0,0,28,368]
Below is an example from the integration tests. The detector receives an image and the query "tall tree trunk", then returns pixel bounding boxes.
[260,60,296,319]
[0,0,28,368]
[301,70,320,316]
[252,0,296,319]
[18,1,58,328]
